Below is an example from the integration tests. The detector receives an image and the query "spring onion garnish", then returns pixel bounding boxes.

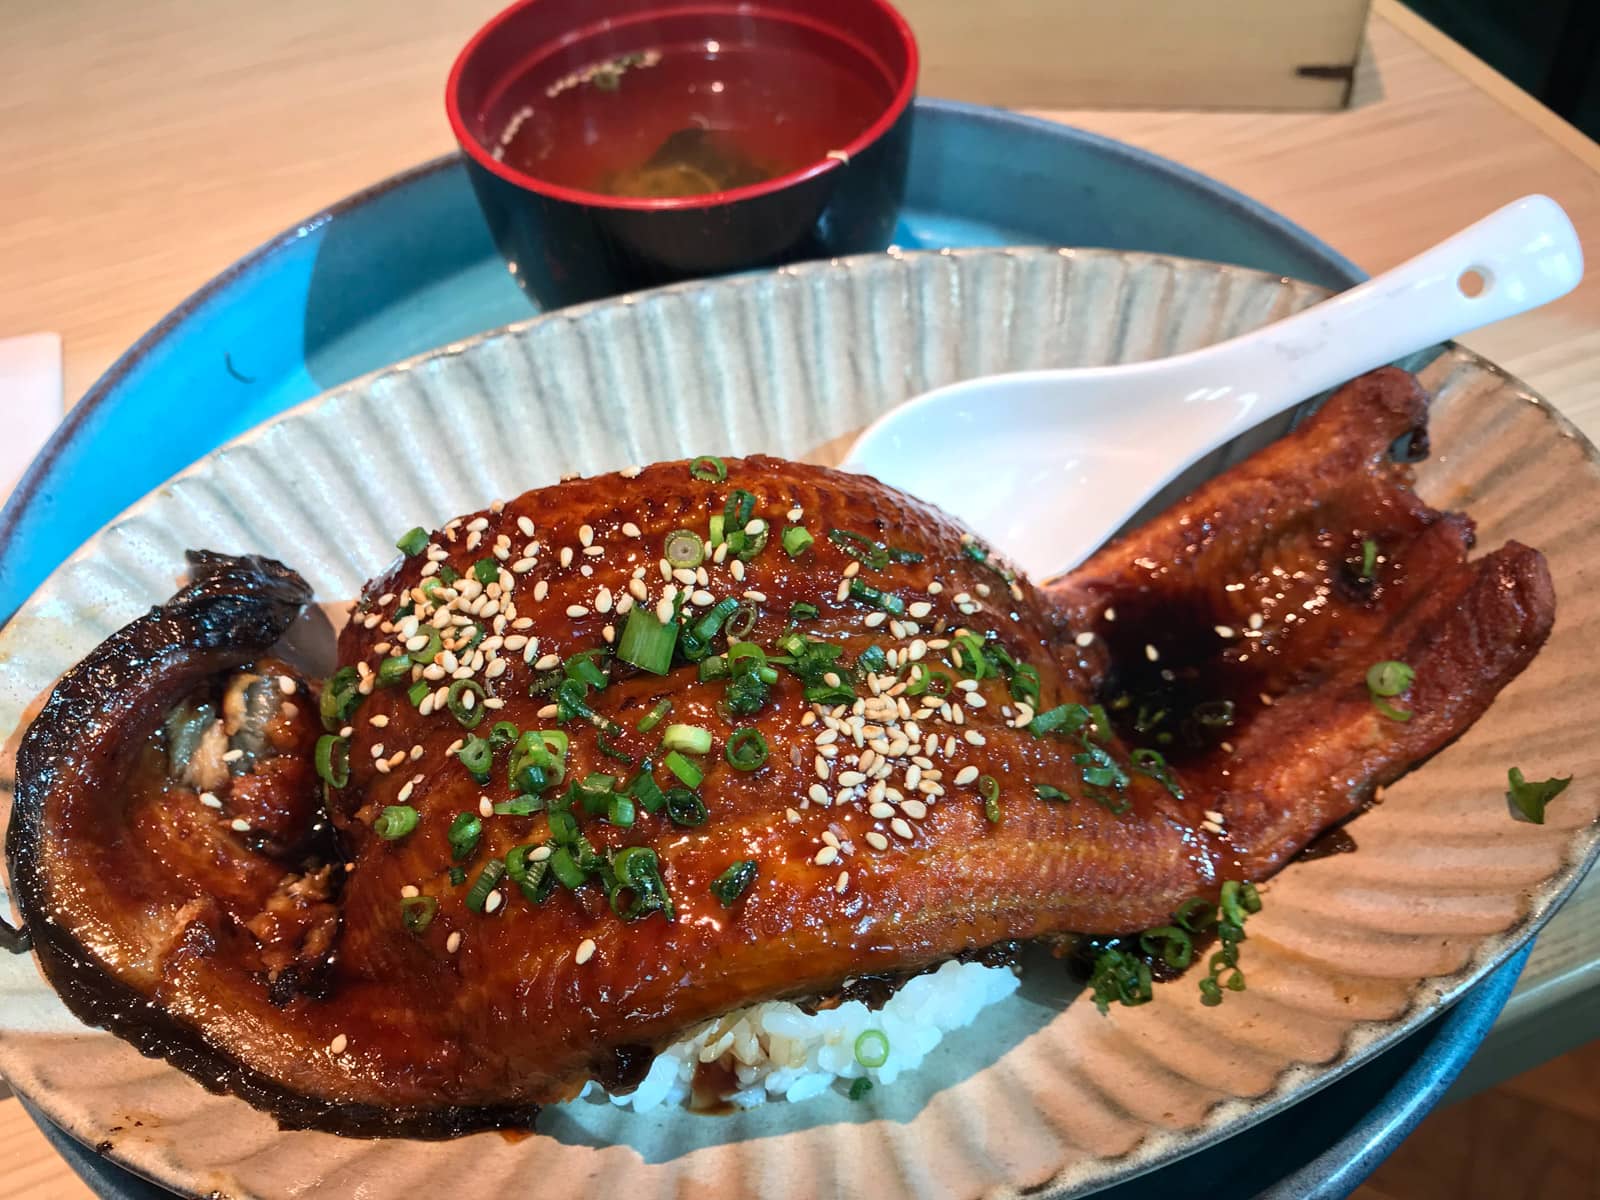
[1009,663,1043,710]
[960,536,1017,587]
[412,626,443,666]
[789,601,819,622]
[1088,947,1153,1014]
[609,846,675,921]
[1130,748,1185,800]
[664,750,705,788]
[725,643,774,715]
[458,734,492,782]
[488,721,520,748]
[664,528,705,569]
[395,527,428,556]
[546,808,579,845]
[549,845,587,888]
[847,578,906,616]
[725,728,769,771]
[1360,537,1379,580]
[637,698,673,733]
[1506,768,1573,824]
[849,1078,873,1101]
[979,774,1002,823]
[565,649,610,690]
[782,526,814,557]
[1199,880,1262,1006]
[494,796,543,816]
[319,666,362,730]
[726,601,759,640]
[448,811,483,860]
[419,575,448,604]
[906,664,953,698]
[1138,925,1195,969]
[571,773,618,817]
[375,654,412,688]
[446,679,487,729]
[662,724,713,755]
[1174,896,1218,932]
[465,860,506,912]
[665,787,708,827]
[314,734,350,788]
[856,644,889,676]
[678,597,739,662]
[1033,783,1071,803]
[374,805,418,840]
[447,866,466,886]
[465,557,494,586]
[509,730,568,794]
[407,680,429,707]
[689,455,727,482]
[629,769,666,813]
[596,723,635,765]
[1365,660,1416,721]
[710,859,758,906]
[617,607,678,675]
[853,1029,891,1069]
[400,895,438,933]
[505,844,554,903]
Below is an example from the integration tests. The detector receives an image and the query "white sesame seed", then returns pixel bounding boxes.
[690,589,714,606]
[890,818,913,840]
[329,1034,348,1055]
[869,802,895,819]
[517,515,536,538]
[628,577,649,601]
[814,845,840,866]
[479,796,493,818]
[575,938,597,965]
[621,464,642,478]
[742,589,767,603]
[484,890,504,914]
[809,784,830,805]
[221,748,244,763]
[842,561,860,579]
[447,932,462,953]
[400,884,419,898]
[199,792,222,809]
[866,831,890,851]
[901,798,928,820]
[595,586,614,613]
[1260,692,1276,706]
[1075,631,1095,647]
[583,546,605,558]
[836,871,849,894]
[1215,625,1235,638]
[622,521,642,538]
[730,559,745,582]
[838,770,866,786]
[533,581,550,602]
[964,730,986,746]
[1250,612,1264,630]
[1104,607,1117,622]
[230,818,251,832]
[836,579,851,602]
[578,524,594,547]
[538,703,559,719]
[566,605,590,618]
[535,652,561,671]
[954,766,979,786]
[559,547,574,568]
[1145,644,1160,662]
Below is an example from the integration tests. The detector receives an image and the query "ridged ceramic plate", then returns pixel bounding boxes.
[2,248,1597,1200]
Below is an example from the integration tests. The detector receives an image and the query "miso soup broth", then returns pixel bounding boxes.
[489,17,895,199]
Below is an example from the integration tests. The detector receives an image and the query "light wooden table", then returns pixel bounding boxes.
[1,2,1597,1196]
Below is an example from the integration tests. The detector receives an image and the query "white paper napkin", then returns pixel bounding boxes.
[0,333,63,498]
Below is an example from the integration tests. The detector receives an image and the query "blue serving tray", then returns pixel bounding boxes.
[0,99,1518,1198]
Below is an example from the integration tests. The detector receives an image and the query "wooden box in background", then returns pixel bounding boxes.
[897,0,1372,111]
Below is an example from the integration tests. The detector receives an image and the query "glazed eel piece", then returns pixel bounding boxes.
[5,368,1553,1136]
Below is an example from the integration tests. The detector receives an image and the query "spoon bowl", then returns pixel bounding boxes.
[844,195,1583,579]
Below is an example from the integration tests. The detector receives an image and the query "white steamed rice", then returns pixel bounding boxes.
[581,959,1020,1112]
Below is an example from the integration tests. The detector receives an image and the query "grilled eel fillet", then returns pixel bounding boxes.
[6,368,1554,1136]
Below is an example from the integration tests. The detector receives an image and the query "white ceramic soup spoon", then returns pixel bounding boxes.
[843,194,1582,581]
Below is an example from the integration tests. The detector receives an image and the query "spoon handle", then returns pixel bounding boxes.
[1205,194,1583,443]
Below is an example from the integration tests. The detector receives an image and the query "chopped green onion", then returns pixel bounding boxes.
[596,722,635,764]
[1360,537,1379,580]
[509,730,568,794]
[375,654,413,688]
[665,750,705,788]
[314,734,350,788]
[724,489,756,531]
[494,796,544,816]
[847,578,905,615]
[564,650,610,690]
[609,846,674,921]
[856,644,889,677]
[662,724,713,755]
[438,563,461,585]
[664,528,705,568]
[678,597,739,661]
[849,1078,873,1101]
[629,770,666,813]
[979,775,1001,823]
[1029,703,1095,738]
[789,601,819,622]
[447,866,466,887]
[1506,767,1573,824]
[465,860,506,912]
[546,808,579,845]
[689,455,727,482]
[549,845,587,889]
[607,793,637,828]
[698,655,730,682]
[853,1029,890,1068]
[319,666,362,730]
[726,601,759,640]
[458,734,492,782]
[470,557,498,586]
[505,844,553,903]
[907,664,953,698]
[1174,897,1218,932]
[446,679,487,729]
[782,526,814,557]
[411,626,443,665]
[400,895,437,933]
[1088,947,1153,1014]
[1131,748,1185,800]
[710,860,758,906]
[725,728,768,771]
[1009,663,1043,710]
[617,607,678,676]
[395,527,428,556]
[637,698,673,733]
[1366,660,1415,721]
[1139,925,1195,969]
[804,681,856,706]
[665,787,708,827]
[489,721,520,748]
[572,773,619,817]
[708,514,726,545]
[949,632,993,679]
[374,805,418,840]
[407,680,429,707]
[828,529,889,571]
[448,811,482,861]
[1034,783,1071,803]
